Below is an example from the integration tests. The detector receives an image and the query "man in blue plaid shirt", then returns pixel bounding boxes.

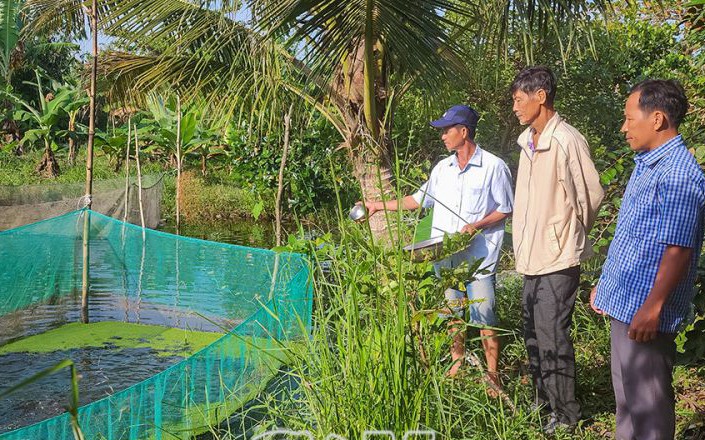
[591,79,705,440]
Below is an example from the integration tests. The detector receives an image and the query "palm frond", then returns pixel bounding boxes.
[253,0,474,89]
[97,0,351,134]
[21,0,87,39]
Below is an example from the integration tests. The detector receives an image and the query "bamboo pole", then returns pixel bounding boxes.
[81,0,99,325]
[133,122,146,322]
[137,227,145,324]
[175,96,182,234]
[81,210,90,324]
[134,124,146,239]
[275,104,294,247]
[84,0,98,206]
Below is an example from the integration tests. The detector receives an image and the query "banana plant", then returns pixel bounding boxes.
[0,70,73,176]
[141,94,224,175]
[93,122,152,171]
[183,126,225,176]
[0,0,23,86]
[53,76,88,165]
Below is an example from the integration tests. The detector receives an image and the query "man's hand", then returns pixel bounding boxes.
[363,201,379,217]
[589,285,604,315]
[460,223,477,235]
[628,301,661,342]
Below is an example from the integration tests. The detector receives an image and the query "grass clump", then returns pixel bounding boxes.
[213,212,550,439]
[177,171,274,223]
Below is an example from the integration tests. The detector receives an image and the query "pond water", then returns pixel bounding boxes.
[0,346,183,432]
[0,279,227,434]
[160,219,277,248]
[0,219,273,434]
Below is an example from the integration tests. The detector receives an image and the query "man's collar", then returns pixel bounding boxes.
[450,145,483,170]
[517,113,563,153]
[635,135,684,166]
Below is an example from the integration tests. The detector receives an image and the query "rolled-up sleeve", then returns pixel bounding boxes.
[491,162,514,214]
[412,177,435,209]
[657,170,705,248]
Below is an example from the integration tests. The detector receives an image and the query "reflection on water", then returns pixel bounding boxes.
[160,220,276,248]
[0,347,183,433]
[0,284,227,433]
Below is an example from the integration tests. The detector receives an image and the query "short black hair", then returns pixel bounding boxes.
[630,79,688,127]
[510,66,557,106]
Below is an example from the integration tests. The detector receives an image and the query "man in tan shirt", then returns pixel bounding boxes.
[510,66,604,433]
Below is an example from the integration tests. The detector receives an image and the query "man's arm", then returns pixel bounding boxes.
[566,135,604,231]
[629,169,704,342]
[364,196,420,217]
[364,171,435,217]
[461,210,510,234]
[628,245,692,342]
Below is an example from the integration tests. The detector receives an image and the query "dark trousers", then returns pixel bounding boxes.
[610,319,676,440]
[522,266,581,424]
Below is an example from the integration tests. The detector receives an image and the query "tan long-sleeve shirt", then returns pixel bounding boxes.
[513,113,604,276]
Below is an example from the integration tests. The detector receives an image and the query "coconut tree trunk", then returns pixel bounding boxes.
[36,138,60,177]
[353,146,394,235]
[335,37,395,238]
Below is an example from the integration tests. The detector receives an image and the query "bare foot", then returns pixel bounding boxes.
[485,371,502,398]
[447,358,463,377]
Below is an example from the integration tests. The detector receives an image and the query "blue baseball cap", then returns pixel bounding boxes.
[430,105,480,129]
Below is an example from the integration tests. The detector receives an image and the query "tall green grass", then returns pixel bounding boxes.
[205,204,590,439]
[203,194,703,439]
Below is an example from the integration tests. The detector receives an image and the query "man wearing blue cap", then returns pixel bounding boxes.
[364,105,514,387]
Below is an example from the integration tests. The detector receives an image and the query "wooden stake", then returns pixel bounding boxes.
[275,104,294,247]
[123,117,131,224]
[84,0,98,207]
[81,210,90,324]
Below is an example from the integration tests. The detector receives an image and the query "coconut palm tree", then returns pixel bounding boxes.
[24,0,605,233]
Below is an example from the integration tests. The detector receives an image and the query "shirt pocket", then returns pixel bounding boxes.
[624,189,658,239]
[462,187,485,215]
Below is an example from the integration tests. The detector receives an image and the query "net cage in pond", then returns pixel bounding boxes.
[0,174,164,231]
[0,209,312,439]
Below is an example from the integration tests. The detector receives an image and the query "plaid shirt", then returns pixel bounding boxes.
[595,135,705,333]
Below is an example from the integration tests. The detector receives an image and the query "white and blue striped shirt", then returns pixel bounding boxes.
[595,135,705,332]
